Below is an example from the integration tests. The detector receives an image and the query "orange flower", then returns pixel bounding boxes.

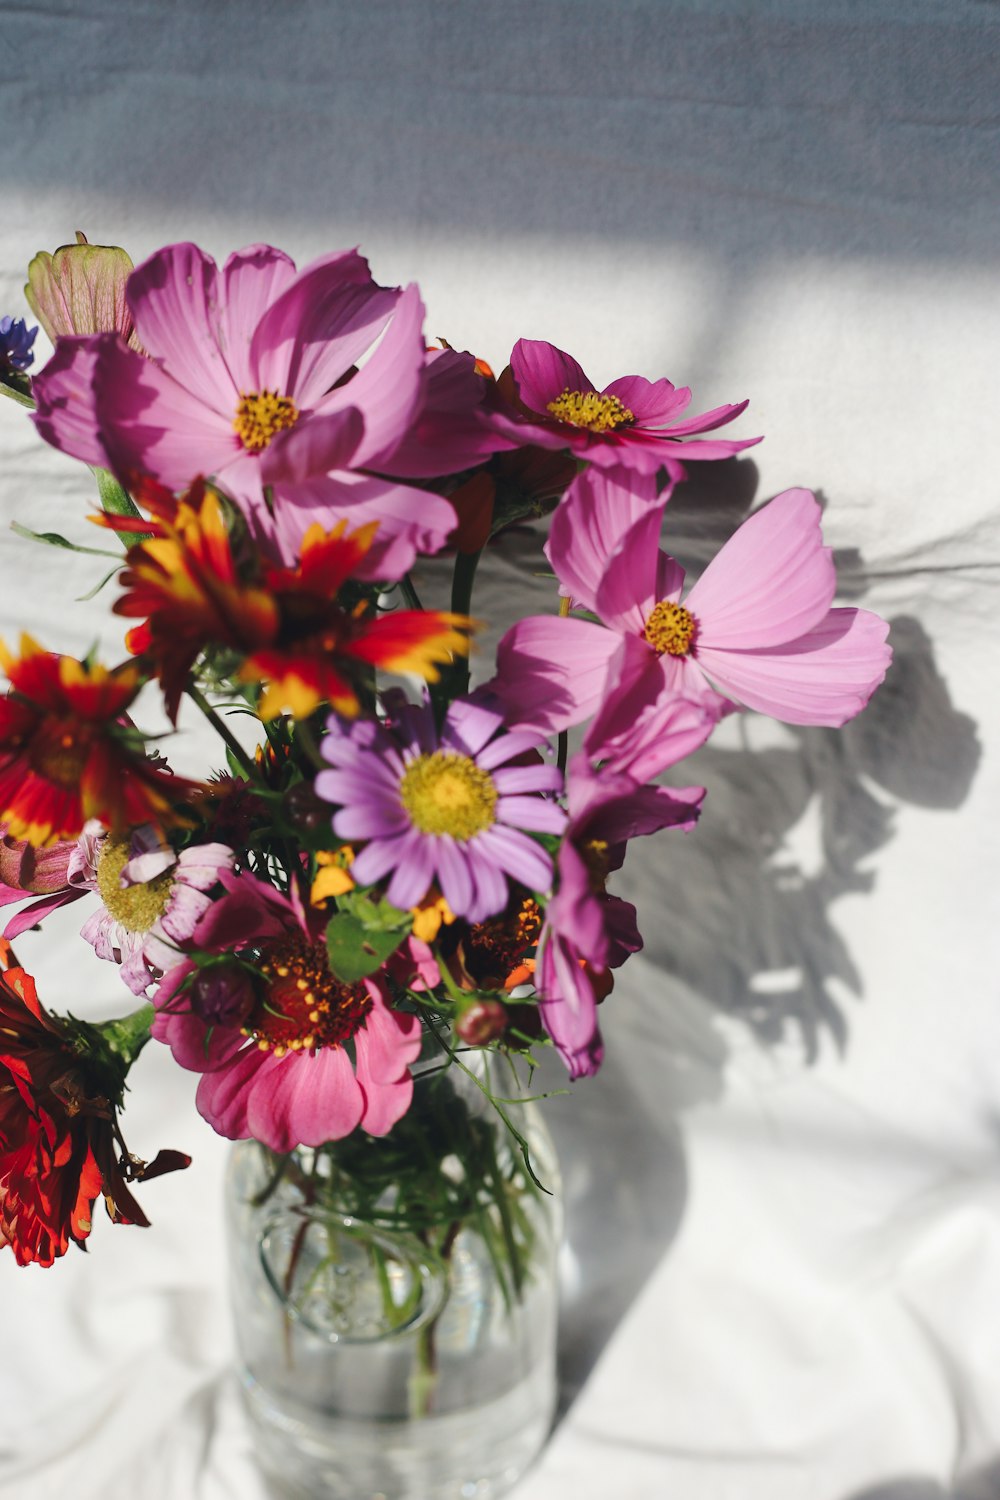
[0,635,195,846]
[110,485,474,723]
[246,521,473,720]
[109,481,277,722]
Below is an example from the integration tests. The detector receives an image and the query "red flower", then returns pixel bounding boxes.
[0,635,196,846]
[0,942,188,1267]
[110,482,474,722]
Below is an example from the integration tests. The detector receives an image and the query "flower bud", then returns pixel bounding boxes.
[455,999,508,1047]
[282,781,331,835]
[190,964,256,1029]
[25,233,140,347]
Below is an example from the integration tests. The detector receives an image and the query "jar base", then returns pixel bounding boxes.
[242,1363,556,1500]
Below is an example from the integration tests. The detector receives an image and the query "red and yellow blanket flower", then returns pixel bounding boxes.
[109,482,474,722]
[0,635,196,846]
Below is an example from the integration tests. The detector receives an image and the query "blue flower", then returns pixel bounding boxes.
[0,315,38,375]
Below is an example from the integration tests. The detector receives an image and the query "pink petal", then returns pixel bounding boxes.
[384,831,436,910]
[126,243,236,414]
[250,249,398,406]
[585,660,723,780]
[434,836,474,916]
[358,1070,413,1137]
[686,488,837,650]
[496,795,567,834]
[509,338,594,413]
[196,1047,266,1139]
[538,934,604,1080]
[694,607,892,728]
[491,763,563,794]
[603,374,690,423]
[545,465,664,614]
[653,398,749,437]
[313,283,427,469]
[93,335,239,490]
[266,473,457,576]
[489,616,622,735]
[248,1047,365,1151]
[31,337,111,468]
[593,507,664,634]
[475,825,553,893]
[356,986,422,1083]
[467,847,508,920]
[219,244,297,391]
[3,889,82,940]
[261,406,364,485]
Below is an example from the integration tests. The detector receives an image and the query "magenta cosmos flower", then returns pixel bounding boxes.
[69,823,234,995]
[30,242,479,569]
[315,692,566,925]
[537,754,703,1078]
[152,870,420,1150]
[493,479,892,752]
[505,338,761,480]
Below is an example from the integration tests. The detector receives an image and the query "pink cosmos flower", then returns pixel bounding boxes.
[504,338,761,480]
[69,822,234,995]
[151,870,421,1150]
[30,242,488,570]
[537,755,704,1078]
[315,692,566,925]
[492,480,892,758]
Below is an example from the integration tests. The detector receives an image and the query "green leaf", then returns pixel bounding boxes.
[339,889,412,932]
[91,466,144,521]
[10,520,122,559]
[325,912,406,984]
[0,373,34,409]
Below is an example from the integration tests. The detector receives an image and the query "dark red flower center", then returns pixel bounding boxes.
[31,717,91,787]
[245,932,372,1055]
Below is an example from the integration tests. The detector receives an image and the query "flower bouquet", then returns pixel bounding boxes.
[0,236,891,1499]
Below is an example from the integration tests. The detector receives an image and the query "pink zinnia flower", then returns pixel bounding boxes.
[315,692,566,925]
[30,242,468,570]
[504,338,760,480]
[493,481,892,755]
[151,871,421,1149]
[537,755,703,1078]
[70,823,234,995]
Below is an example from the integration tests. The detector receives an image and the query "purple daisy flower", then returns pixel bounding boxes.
[69,822,234,995]
[315,693,566,924]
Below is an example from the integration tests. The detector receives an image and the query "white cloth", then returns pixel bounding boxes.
[1,3,998,1497]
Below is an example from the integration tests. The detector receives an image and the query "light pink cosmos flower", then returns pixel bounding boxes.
[30,242,494,571]
[70,822,234,995]
[315,692,566,925]
[505,339,761,480]
[492,479,892,758]
[151,870,421,1150]
[537,754,704,1078]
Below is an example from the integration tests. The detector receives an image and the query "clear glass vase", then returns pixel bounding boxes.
[225,1051,562,1500]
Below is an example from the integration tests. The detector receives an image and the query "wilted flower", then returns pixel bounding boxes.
[25,233,140,346]
[0,950,188,1266]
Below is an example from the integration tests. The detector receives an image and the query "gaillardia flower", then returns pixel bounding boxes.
[70,823,234,995]
[0,951,188,1266]
[315,693,566,924]
[110,483,473,722]
[0,635,197,845]
[504,338,760,479]
[151,871,421,1150]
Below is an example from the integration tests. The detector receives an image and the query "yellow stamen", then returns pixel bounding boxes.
[545,388,634,433]
[643,600,696,657]
[96,837,174,934]
[233,389,299,452]
[400,752,497,841]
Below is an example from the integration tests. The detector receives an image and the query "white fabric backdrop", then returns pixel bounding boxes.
[1,3,998,1497]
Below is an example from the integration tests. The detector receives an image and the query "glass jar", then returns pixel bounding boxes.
[225,1051,562,1500]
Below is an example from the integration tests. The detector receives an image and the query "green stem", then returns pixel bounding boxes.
[98,1003,155,1067]
[398,572,424,612]
[185,681,255,778]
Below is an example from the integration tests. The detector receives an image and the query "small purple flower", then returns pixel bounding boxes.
[315,692,566,924]
[0,316,37,375]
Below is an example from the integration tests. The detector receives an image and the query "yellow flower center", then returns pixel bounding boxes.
[643,600,696,656]
[233,389,300,452]
[247,932,371,1055]
[545,388,635,433]
[96,837,174,934]
[399,752,497,841]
